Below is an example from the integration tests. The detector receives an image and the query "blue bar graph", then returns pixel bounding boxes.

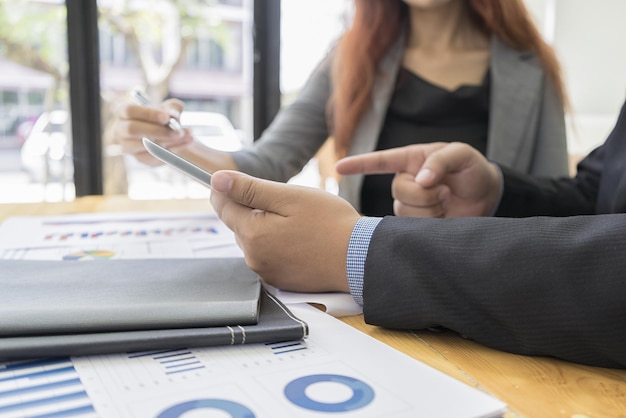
[266,341,308,355]
[0,358,95,417]
[127,349,206,375]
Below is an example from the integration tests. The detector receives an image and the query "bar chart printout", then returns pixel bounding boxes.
[0,358,96,417]
[0,305,506,417]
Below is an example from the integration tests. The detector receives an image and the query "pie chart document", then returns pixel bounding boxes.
[0,303,506,418]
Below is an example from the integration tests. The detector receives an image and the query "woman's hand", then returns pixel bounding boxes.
[112,98,192,166]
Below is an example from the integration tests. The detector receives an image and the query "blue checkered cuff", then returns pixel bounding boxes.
[347,217,382,306]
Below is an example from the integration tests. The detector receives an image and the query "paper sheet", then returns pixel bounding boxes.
[265,285,363,317]
[0,304,506,417]
[0,212,362,316]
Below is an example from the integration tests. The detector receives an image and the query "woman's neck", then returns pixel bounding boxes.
[406,1,488,52]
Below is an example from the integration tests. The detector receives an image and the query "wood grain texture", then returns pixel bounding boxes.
[340,314,626,418]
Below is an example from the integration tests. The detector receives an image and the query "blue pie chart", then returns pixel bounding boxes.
[284,374,375,412]
[156,399,255,418]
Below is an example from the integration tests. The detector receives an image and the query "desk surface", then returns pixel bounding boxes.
[1,195,625,418]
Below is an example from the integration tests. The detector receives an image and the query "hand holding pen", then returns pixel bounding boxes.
[129,89,184,133]
[116,89,191,166]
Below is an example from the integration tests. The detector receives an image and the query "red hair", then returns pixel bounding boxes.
[329,0,567,158]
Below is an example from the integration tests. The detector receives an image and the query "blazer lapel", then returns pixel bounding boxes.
[342,33,405,211]
[487,36,543,168]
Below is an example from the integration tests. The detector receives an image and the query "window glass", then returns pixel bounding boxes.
[98,0,254,200]
[280,0,350,102]
[0,0,72,203]
[279,0,351,189]
[0,0,253,202]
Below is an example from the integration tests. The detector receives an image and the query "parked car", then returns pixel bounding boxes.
[20,110,242,185]
[180,111,243,152]
[20,110,73,183]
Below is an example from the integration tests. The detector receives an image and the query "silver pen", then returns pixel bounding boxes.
[129,89,183,133]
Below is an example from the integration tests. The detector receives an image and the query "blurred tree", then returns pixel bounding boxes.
[0,0,224,105]
[0,0,226,193]
[0,0,67,110]
[98,0,222,102]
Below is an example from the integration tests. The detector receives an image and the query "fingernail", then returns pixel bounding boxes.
[157,112,170,125]
[415,168,433,184]
[211,172,233,192]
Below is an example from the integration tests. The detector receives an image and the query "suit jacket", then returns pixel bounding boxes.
[232,35,569,211]
[362,100,626,369]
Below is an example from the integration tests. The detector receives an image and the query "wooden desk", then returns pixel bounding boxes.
[1,195,625,417]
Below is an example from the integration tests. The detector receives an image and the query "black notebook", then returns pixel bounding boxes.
[0,258,308,360]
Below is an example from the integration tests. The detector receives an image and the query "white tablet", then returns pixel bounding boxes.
[142,137,212,188]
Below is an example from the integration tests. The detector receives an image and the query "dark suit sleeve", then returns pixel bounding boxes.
[495,145,603,217]
[362,214,626,369]
[493,99,626,218]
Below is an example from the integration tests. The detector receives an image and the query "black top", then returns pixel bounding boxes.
[360,68,491,216]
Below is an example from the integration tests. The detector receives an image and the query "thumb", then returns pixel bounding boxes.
[211,170,288,213]
[414,142,475,187]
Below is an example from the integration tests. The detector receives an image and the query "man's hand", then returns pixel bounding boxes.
[336,142,501,217]
[210,171,360,293]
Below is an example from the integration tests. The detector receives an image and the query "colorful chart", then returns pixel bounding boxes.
[45,226,220,242]
[62,250,116,261]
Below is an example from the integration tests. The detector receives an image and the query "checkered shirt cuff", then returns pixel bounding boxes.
[346,217,382,306]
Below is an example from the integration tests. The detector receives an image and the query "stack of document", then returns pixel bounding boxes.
[0,258,308,359]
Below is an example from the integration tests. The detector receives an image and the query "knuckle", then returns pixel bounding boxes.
[238,180,262,206]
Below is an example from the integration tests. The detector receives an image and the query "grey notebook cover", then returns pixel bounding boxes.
[0,289,309,360]
[1,258,261,336]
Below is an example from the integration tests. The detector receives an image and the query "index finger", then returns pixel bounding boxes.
[117,96,183,124]
[335,143,448,175]
[115,101,172,127]
[335,147,412,175]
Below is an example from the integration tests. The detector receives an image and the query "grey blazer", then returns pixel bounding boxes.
[232,35,569,211]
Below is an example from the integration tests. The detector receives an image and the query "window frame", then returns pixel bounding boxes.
[65,0,280,196]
